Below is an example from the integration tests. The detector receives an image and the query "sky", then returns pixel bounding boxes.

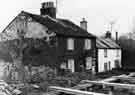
[0,0,135,37]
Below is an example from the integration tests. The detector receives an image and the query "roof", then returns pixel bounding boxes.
[96,38,121,49]
[22,11,95,38]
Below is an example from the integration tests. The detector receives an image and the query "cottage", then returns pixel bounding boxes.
[0,1,96,81]
[96,31,122,72]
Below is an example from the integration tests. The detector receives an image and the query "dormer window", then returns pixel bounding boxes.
[84,39,91,50]
[67,38,74,50]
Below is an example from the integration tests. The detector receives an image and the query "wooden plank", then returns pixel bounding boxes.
[100,75,128,82]
[71,84,93,90]
[114,76,135,81]
[83,80,135,90]
[100,77,117,82]
[49,86,109,95]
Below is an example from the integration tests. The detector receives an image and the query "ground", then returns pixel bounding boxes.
[2,69,135,95]
[23,69,135,95]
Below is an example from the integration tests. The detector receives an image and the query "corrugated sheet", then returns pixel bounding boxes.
[96,38,120,49]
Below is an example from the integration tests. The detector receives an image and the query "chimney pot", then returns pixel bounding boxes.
[40,2,56,18]
[83,18,85,21]
[116,32,118,43]
[105,31,111,38]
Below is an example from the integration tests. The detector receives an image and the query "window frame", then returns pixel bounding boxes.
[84,39,91,50]
[67,38,74,50]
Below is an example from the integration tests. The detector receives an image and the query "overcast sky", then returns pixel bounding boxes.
[0,0,135,37]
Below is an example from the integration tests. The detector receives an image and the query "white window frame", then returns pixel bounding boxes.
[67,38,74,50]
[68,59,75,72]
[84,39,91,50]
[86,57,92,70]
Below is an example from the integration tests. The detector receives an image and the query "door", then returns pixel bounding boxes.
[115,60,120,68]
[108,61,111,70]
[86,57,92,70]
[104,63,108,71]
[68,59,75,72]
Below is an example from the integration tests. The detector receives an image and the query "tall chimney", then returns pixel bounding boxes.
[105,31,111,38]
[80,18,87,30]
[40,2,56,18]
[116,32,118,43]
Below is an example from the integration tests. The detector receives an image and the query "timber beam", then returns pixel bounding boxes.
[49,86,109,95]
[82,80,135,90]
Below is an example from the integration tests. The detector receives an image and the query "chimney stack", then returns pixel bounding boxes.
[40,2,56,18]
[80,18,87,30]
[116,32,118,43]
[105,31,111,38]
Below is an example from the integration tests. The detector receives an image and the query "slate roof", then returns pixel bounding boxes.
[22,11,95,38]
[96,38,121,49]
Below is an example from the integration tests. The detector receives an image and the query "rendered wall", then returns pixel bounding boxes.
[98,49,121,72]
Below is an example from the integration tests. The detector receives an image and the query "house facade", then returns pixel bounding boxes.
[96,32,122,72]
[58,32,96,73]
[0,2,97,81]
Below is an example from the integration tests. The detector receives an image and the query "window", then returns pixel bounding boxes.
[68,59,75,72]
[104,49,107,57]
[84,39,91,49]
[116,50,120,57]
[49,36,57,46]
[115,60,121,68]
[104,62,111,71]
[60,62,67,69]
[86,57,92,70]
[67,38,74,50]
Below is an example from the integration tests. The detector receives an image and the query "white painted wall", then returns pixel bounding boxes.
[98,49,121,72]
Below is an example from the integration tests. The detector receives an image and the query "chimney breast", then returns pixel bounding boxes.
[40,2,56,18]
[80,18,87,30]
